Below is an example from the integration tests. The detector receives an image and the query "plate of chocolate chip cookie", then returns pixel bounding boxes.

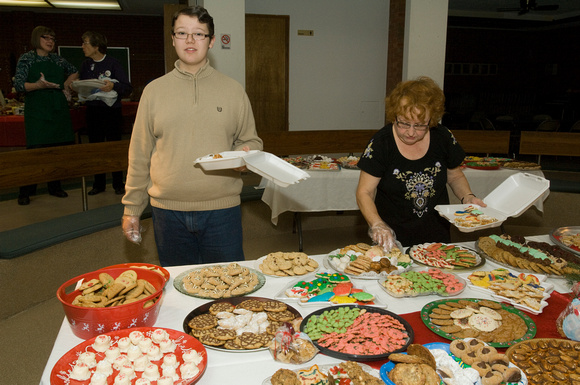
[183,297,302,352]
[420,298,536,348]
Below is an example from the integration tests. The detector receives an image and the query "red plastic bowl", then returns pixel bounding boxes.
[57,267,165,340]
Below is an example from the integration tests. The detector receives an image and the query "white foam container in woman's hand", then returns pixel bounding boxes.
[436,173,550,232]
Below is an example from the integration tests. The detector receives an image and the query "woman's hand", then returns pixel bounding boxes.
[122,215,142,244]
[99,80,115,93]
[369,221,397,252]
[462,193,486,207]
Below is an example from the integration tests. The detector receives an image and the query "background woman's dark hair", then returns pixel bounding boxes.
[171,5,214,37]
[82,31,108,54]
[31,26,55,50]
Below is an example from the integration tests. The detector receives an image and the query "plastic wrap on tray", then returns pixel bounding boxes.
[325,243,413,280]
[458,268,553,315]
[379,268,466,298]
[267,323,318,364]
[274,273,387,308]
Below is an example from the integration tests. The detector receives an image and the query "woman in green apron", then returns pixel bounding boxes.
[13,26,78,205]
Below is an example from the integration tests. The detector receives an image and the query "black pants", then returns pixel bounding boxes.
[86,105,124,190]
[19,141,73,197]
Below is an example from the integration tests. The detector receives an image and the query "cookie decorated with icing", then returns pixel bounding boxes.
[315,272,350,283]
[350,291,375,302]
[332,282,353,296]
[330,295,357,304]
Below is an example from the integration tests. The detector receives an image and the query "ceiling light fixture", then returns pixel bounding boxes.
[0,0,121,10]
[0,0,52,7]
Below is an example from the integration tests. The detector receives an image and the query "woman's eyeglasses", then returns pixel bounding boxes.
[41,35,56,42]
[396,118,429,132]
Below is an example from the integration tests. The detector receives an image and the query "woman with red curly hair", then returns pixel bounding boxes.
[356,76,485,249]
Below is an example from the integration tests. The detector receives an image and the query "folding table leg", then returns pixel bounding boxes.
[293,212,304,252]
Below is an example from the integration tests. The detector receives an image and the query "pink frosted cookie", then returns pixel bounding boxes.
[332,282,353,296]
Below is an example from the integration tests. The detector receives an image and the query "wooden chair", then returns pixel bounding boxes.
[479,118,496,131]
[536,119,560,132]
[519,131,580,164]
[569,120,580,133]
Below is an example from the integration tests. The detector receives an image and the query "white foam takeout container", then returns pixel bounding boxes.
[194,150,259,170]
[194,150,310,188]
[435,173,550,233]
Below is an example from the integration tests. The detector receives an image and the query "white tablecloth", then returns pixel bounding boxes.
[40,235,571,385]
[261,168,546,224]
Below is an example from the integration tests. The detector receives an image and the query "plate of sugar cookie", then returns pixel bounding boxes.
[50,327,207,385]
[255,251,320,277]
[421,298,536,348]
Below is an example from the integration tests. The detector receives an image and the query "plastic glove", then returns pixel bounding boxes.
[122,215,142,244]
[369,222,396,252]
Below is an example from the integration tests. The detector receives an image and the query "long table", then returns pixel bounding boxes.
[40,235,572,384]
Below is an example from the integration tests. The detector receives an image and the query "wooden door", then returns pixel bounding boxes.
[245,14,289,133]
[164,4,188,73]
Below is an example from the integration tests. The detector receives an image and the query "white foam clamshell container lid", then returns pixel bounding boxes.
[435,173,550,232]
[243,151,310,187]
[483,172,550,217]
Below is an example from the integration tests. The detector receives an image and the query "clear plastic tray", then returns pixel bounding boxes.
[325,243,412,280]
[193,150,259,170]
[457,270,554,315]
[378,268,466,298]
[243,151,310,187]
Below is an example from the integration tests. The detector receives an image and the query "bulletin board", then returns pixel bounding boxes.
[58,46,131,81]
